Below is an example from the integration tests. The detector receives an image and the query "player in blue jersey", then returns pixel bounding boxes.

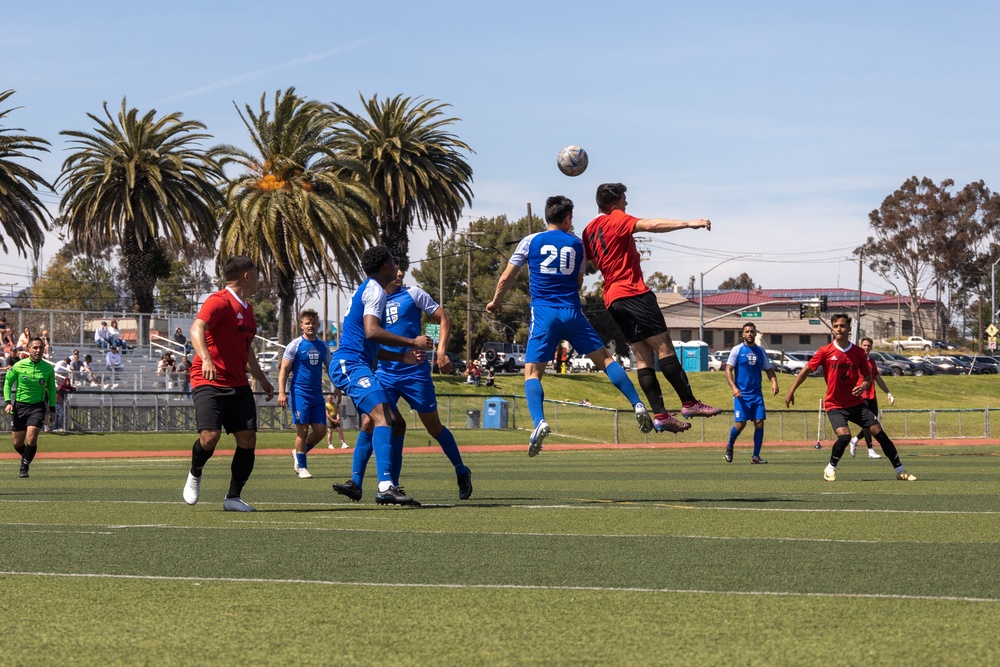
[723,323,779,464]
[487,195,654,456]
[333,267,473,502]
[329,245,433,506]
[277,309,331,479]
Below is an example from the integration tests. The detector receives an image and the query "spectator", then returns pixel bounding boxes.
[157,352,176,388]
[173,326,193,354]
[80,354,99,386]
[95,321,111,350]
[472,361,482,387]
[108,319,126,352]
[484,366,496,388]
[54,356,72,377]
[0,316,7,342]
[39,329,52,358]
[55,374,76,431]
[466,361,475,384]
[69,350,84,380]
[105,346,123,387]
[15,326,30,352]
[175,354,191,395]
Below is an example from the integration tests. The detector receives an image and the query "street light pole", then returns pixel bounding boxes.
[698,254,758,343]
[992,257,1000,327]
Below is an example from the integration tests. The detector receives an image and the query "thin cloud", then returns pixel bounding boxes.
[161,38,375,102]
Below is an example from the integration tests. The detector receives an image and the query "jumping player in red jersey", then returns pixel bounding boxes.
[785,314,915,482]
[182,255,275,511]
[582,182,721,433]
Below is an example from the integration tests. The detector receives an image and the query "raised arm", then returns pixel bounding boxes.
[634,218,712,234]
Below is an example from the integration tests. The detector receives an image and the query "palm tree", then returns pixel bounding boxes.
[0,90,53,258]
[330,94,474,271]
[57,100,222,338]
[217,88,378,343]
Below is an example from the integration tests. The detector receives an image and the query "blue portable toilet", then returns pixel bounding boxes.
[483,397,509,429]
[680,340,709,372]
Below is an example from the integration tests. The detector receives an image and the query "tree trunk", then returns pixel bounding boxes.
[380,215,410,272]
[121,230,158,346]
[276,269,296,344]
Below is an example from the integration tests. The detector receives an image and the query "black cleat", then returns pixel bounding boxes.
[19,462,29,478]
[332,479,362,502]
[457,468,473,500]
[375,485,418,506]
[751,456,768,464]
[724,447,733,463]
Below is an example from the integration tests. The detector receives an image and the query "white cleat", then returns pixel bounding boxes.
[634,403,653,434]
[328,443,336,449]
[823,466,837,482]
[223,497,256,512]
[341,442,349,449]
[183,472,201,505]
[868,449,882,459]
[849,436,858,457]
[528,420,551,457]
[297,468,313,479]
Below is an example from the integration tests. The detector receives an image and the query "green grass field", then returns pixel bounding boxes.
[2,439,999,666]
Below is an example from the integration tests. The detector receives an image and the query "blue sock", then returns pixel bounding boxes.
[373,425,394,486]
[753,428,764,457]
[390,431,404,486]
[351,430,374,487]
[727,426,739,448]
[604,360,642,407]
[525,377,545,426]
[434,427,466,472]
[296,452,307,469]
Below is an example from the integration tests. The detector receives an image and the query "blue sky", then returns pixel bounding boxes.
[4,1,1000,302]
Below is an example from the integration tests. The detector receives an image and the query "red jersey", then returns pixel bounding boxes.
[807,342,871,410]
[582,209,649,308]
[861,356,880,400]
[190,288,257,389]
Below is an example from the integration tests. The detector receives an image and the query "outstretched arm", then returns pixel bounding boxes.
[486,263,522,315]
[634,218,712,234]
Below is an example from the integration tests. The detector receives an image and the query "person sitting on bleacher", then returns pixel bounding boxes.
[80,354,99,386]
[105,346,123,387]
[95,321,111,350]
[157,352,176,387]
[108,319,126,353]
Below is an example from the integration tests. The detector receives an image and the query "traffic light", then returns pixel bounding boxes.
[799,303,807,319]
[820,295,828,312]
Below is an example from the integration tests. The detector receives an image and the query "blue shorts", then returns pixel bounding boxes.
[733,395,766,423]
[377,367,438,414]
[526,305,604,364]
[289,393,326,425]
[329,358,389,416]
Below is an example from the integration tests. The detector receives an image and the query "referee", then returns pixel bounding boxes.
[4,337,56,478]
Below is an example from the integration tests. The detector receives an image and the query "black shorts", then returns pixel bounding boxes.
[607,291,669,344]
[192,385,258,434]
[827,403,879,431]
[12,401,48,431]
[863,397,879,416]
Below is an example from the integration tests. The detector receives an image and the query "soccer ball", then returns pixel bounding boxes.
[557,145,588,177]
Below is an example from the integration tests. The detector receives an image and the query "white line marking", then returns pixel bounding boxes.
[0,570,995,604]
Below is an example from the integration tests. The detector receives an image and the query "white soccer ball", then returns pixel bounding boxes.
[557,145,588,177]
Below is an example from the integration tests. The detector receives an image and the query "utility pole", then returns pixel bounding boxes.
[856,252,863,341]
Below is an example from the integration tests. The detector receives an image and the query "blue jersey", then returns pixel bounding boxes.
[726,343,772,397]
[331,278,386,372]
[380,285,440,376]
[282,336,330,399]
[509,229,585,307]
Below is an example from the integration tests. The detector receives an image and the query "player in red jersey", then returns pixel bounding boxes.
[851,337,894,458]
[785,314,915,482]
[182,255,275,511]
[582,182,721,434]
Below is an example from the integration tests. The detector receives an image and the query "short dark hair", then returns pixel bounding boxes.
[545,196,574,225]
[860,337,874,346]
[222,255,256,282]
[299,308,319,322]
[742,322,757,332]
[830,313,852,326]
[596,183,627,212]
[361,245,394,276]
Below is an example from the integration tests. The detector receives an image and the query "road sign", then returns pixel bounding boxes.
[809,319,822,325]
[990,337,997,351]
[740,311,762,318]
[987,324,998,337]
[425,323,441,339]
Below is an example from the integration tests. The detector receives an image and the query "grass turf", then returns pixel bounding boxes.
[1,445,998,665]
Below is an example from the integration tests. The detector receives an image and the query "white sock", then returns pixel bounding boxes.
[378,481,393,492]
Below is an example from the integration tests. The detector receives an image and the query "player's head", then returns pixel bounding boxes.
[361,245,395,278]
[741,323,757,344]
[545,195,574,229]
[830,313,851,340]
[222,255,258,292]
[298,308,319,335]
[596,183,628,213]
[860,336,873,353]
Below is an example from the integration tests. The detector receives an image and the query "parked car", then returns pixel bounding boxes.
[867,351,915,377]
[569,353,596,372]
[782,351,814,372]
[923,355,971,375]
[888,353,934,376]
[931,339,957,350]
[427,350,466,375]
[256,350,282,374]
[479,342,526,372]
[950,355,999,375]
[893,336,935,351]
[709,350,728,371]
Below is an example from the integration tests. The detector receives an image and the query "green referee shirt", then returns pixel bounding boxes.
[4,357,57,407]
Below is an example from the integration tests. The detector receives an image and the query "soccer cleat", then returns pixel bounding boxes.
[653,413,691,433]
[849,437,858,457]
[375,485,417,506]
[333,479,362,501]
[19,461,29,478]
[751,456,767,464]
[457,468,473,500]
[634,403,654,434]
[341,442,349,449]
[223,497,256,512]
[297,468,313,479]
[182,472,201,505]
[528,420,551,457]
[291,449,299,473]
[896,470,917,481]
[868,449,882,459]
[680,401,722,419]
[724,447,733,463]
[823,466,837,482]
[328,442,335,449]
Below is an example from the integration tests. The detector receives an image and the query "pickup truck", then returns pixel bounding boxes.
[893,336,934,351]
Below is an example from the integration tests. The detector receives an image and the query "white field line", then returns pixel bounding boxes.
[0,521,995,545]
[0,570,996,604]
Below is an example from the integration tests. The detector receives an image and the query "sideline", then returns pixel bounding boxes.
[1,438,997,460]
